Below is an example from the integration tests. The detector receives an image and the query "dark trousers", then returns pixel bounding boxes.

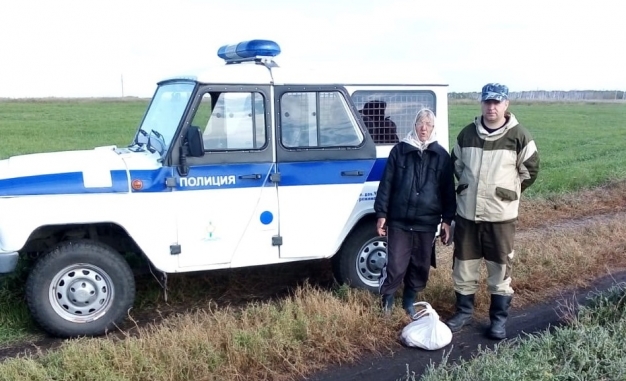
[379,226,436,296]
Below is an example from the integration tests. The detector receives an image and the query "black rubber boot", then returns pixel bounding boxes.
[487,294,512,340]
[445,292,475,332]
[402,288,418,318]
[381,294,395,315]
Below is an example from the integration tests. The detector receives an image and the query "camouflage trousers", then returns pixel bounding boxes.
[452,216,517,296]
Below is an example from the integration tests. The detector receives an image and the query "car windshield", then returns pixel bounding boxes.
[133,81,196,154]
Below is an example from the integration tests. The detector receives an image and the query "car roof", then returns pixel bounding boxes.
[160,60,448,87]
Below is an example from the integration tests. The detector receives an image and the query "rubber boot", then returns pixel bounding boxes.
[381,294,395,315]
[445,292,475,332]
[487,294,512,340]
[402,288,418,318]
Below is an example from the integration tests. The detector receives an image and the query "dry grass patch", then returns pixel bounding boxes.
[518,180,626,230]
[0,284,403,381]
[398,181,626,318]
[422,212,626,319]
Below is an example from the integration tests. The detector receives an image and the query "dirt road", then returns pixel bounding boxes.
[303,269,626,381]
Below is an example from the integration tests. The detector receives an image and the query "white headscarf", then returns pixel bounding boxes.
[402,107,438,152]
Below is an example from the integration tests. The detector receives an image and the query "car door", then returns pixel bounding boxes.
[172,88,279,268]
[273,86,377,258]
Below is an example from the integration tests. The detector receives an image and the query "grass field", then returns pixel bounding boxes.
[0,99,145,159]
[448,101,626,197]
[2,99,625,197]
[0,99,625,380]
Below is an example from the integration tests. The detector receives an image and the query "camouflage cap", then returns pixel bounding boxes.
[481,83,509,102]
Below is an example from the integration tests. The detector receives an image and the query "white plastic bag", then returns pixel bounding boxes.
[400,302,452,350]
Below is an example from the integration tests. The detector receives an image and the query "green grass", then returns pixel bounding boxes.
[449,102,626,197]
[399,283,626,381]
[0,98,147,158]
[0,288,38,345]
[2,99,625,198]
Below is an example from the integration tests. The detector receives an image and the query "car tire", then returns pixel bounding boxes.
[25,240,136,338]
[332,222,387,293]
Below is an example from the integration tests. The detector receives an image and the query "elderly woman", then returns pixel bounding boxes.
[373,107,457,317]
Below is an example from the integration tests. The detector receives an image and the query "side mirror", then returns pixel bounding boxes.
[186,126,205,157]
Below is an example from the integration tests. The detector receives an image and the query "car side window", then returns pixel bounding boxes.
[280,91,363,148]
[351,91,437,144]
[191,91,267,151]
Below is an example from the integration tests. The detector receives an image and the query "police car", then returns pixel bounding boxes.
[0,40,449,338]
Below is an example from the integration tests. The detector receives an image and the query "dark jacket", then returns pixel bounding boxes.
[363,115,399,144]
[374,141,456,232]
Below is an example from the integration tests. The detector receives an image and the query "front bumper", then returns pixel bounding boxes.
[0,250,19,274]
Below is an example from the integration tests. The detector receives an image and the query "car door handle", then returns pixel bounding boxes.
[341,170,364,176]
[239,174,262,180]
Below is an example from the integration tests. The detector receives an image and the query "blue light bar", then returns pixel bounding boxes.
[217,40,281,63]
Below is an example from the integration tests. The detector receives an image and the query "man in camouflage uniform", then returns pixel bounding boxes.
[445,83,540,340]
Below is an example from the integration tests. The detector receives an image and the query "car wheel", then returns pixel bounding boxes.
[25,240,136,338]
[332,222,387,293]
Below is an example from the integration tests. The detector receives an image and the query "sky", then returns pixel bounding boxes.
[0,0,623,98]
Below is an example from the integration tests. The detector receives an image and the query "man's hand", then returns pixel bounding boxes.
[376,218,387,236]
[440,222,451,245]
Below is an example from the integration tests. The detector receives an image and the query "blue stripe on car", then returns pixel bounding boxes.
[0,158,388,196]
[0,171,129,196]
